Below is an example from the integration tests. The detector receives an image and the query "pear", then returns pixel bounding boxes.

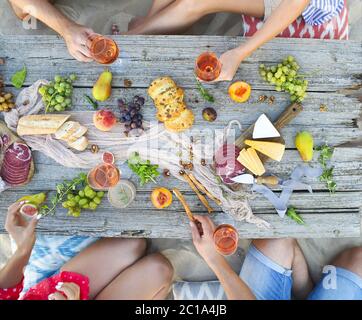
[92,70,112,101]
[295,131,314,162]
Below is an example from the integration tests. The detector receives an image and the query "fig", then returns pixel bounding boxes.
[151,187,173,209]
[20,203,38,218]
[202,107,217,122]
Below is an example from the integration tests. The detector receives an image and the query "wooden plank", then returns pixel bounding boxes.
[0,200,359,238]
[0,36,361,91]
[8,148,361,192]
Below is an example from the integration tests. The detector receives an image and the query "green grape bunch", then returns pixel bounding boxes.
[259,56,308,103]
[62,184,105,217]
[39,74,77,113]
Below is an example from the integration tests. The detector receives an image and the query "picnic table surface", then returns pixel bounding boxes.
[0,35,361,239]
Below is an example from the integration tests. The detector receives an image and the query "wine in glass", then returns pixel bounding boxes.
[195,51,221,81]
[213,224,239,256]
[88,34,119,64]
[87,163,120,191]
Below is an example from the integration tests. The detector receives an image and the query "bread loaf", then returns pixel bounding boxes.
[17,114,70,136]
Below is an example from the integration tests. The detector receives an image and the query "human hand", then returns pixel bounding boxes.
[5,201,39,255]
[190,215,223,265]
[48,282,81,300]
[213,47,247,82]
[62,23,94,62]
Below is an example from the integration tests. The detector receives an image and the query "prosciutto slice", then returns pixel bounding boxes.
[0,142,32,186]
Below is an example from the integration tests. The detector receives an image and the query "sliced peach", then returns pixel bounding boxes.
[228,81,251,103]
[151,187,173,209]
[93,109,117,131]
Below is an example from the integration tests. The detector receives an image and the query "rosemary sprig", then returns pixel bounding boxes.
[315,144,336,194]
[286,207,305,225]
[195,76,215,103]
[84,94,98,110]
[39,173,87,216]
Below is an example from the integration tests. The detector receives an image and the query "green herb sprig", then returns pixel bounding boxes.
[84,94,98,110]
[195,76,215,103]
[286,207,305,225]
[11,66,27,89]
[128,152,160,186]
[315,144,336,194]
[39,173,87,216]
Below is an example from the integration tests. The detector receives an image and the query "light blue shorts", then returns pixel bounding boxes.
[240,244,362,300]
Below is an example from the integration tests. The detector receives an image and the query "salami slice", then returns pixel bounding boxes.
[0,142,32,186]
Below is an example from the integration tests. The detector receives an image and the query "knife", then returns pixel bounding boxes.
[231,174,279,186]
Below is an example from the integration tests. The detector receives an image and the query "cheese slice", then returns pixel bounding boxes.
[253,114,280,139]
[245,139,285,162]
[237,148,265,176]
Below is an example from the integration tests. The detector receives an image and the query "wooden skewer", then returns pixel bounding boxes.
[181,173,213,214]
[188,173,222,206]
[172,188,195,222]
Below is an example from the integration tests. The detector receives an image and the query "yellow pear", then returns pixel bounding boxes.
[92,70,112,101]
[295,131,314,162]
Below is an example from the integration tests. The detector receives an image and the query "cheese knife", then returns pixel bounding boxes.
[231,174,279,186]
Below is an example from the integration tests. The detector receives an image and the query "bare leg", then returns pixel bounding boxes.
[127,0,265,35]
[252,238,313,300]
[95,253,174,300]
[61,238,147,299]
[331,247,362,278]
[129,0,176,30]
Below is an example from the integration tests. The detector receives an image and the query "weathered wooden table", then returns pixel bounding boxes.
[0,35,361,239]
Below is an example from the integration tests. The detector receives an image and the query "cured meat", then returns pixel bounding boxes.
[0,142,32,186]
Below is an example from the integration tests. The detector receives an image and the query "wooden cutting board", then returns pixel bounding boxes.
[0,121,34,186]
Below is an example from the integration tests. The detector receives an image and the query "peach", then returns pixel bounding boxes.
[93,109,117,131]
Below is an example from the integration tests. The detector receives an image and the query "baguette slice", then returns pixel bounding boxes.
[54,121,81,141]
[68,136,88,151]
[17,114,70,136]
[66,125,88,143]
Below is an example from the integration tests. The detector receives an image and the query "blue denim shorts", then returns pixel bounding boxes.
[240,244,362,300]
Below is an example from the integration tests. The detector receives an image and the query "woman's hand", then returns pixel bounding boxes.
[213,47,248,82]
[190,215,223,265]
[48,282,81,300]
[62,23,94,62]
[5,201,39,255]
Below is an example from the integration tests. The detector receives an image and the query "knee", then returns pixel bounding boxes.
[332,247,362,277]
[145,253,174,284]
[252,238,297,251]
[126,238,147,257]
[175,0,205,16]
[110,237,147,259]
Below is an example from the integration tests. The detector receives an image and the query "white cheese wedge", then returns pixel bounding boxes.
[245,139,285,162]
[253,114,280,139]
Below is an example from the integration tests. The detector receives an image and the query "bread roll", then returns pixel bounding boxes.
[17,114,70,136]
[54,121,81,141]
[66,125,88,143]
[68,136,88,151]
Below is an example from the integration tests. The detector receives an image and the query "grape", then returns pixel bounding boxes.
[97,191,105,198]
[131,122,137,129]
[259,56,307,103]
[39,74,76,112]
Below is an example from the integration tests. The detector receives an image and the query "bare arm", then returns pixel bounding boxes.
[0,201,38,288]
[10,0,73,36]
[216,0,310,81]
[239,0,310,58]
[0,247,31,288]
[190,216,255,300]
[9,0,94,61]
[206,254,255,300]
